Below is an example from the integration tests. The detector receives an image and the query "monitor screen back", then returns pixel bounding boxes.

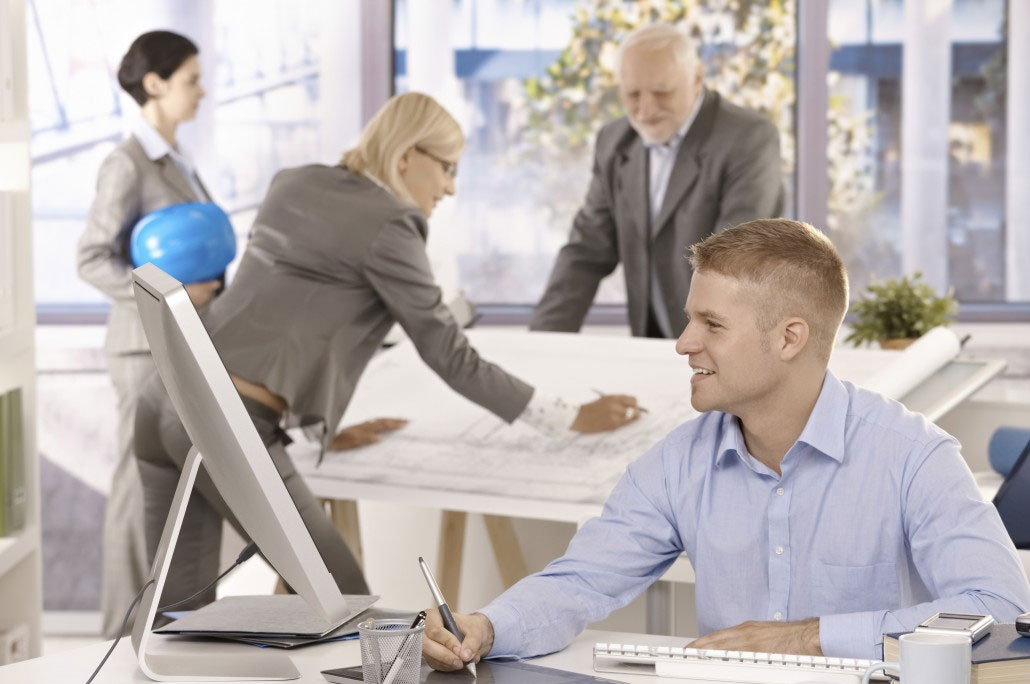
[132,263,350,624]
[993,436,1030,549]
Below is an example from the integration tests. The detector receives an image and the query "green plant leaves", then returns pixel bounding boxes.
[844,272,957,347]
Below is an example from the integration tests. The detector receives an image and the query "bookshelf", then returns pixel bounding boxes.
[0,0,42,661]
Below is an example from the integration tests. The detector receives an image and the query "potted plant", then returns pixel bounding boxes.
[845,272,957,349]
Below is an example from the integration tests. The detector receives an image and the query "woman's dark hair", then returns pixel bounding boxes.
[117,31,198,106]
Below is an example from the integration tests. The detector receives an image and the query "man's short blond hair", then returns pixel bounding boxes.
[340,92,464,206]
[689,219,849,361]
[616,22,700,78]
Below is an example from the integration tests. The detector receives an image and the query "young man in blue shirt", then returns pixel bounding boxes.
[422,218,1030,666]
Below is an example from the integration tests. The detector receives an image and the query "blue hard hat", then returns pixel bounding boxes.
[130,202,236,283]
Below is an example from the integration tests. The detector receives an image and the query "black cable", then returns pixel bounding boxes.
[83,542,258,684]
[157,541,259,612]
[84,579,154,684]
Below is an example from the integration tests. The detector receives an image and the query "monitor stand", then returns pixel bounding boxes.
[130,448,300,681]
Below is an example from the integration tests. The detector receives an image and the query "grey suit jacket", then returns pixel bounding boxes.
[204,165,534,447]
[530,89,783,337]
[77,135,211,355]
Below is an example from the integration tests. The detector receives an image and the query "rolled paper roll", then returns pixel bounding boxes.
[859,326,961,400]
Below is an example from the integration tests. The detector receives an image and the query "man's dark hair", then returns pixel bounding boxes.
[117,31,198,106]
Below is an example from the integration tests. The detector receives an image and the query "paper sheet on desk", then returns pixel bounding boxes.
[291,329,961,506]
[294,332,694,504]
[154,594,379,638]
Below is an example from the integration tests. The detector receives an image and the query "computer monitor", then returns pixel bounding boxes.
[129,263,357,680]
[993,436,1030,550]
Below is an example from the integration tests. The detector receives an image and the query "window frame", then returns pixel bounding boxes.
[36,0,1028,324]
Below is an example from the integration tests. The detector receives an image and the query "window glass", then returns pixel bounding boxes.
[394,0,798,305]
[827,0,1011,303]
[28,0,326,310]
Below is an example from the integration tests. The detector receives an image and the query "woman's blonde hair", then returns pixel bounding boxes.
[340,92,464,205]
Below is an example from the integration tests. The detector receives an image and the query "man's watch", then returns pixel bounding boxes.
[915,612,994,643]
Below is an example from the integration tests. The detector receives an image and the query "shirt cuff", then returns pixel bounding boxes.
[479,599,525,659]
[516,389,578,438]
[819,611,888,660]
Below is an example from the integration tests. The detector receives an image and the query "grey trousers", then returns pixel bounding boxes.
[134,373,369,610]
[102,352,155,638]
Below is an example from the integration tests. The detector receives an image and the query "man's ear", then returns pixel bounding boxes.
[142,72,165,99]
[780,317,810,361]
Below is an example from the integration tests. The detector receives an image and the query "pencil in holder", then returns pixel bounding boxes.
[358,618,425,684]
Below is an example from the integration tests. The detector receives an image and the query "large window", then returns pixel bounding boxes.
[393,0,798,306]
[28,0,1028,316]
[826,0,1013,304]
[28,0,329,315]
[395,0,1026,316]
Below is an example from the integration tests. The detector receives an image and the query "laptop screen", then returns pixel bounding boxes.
[993,436,1030,549]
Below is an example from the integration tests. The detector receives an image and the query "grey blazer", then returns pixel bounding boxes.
[203,165,534,447]
[530,89,783,337]
[77,135,211,355]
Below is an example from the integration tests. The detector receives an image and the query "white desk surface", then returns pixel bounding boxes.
[292,330,1005,587]
[0,629,678,684]
[295,331,1001,526]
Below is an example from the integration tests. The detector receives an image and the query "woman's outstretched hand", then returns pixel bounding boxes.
[330,418,409,451]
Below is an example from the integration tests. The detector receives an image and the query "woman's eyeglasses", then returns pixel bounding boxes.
[415,146,458,179]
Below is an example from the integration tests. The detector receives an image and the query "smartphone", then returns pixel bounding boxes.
[321,665,363,682]
[1017,612,1030,637]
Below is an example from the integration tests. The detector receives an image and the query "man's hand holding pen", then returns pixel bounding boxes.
[422,608,494,672]
[572,394,641,433]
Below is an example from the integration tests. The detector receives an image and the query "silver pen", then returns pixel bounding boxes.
[418,556,477,678]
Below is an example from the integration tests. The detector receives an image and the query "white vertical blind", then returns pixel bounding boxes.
[901,0,952,292]
[404,0,461,298]
[796,1,829,229]
[1007,0,1030,301]
[319,0,364,164]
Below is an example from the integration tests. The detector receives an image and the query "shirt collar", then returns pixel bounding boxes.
[646,88,706,150]
[132,116,175,161]
[713,369,850,468]
[794,370,849,463]
[714,414,749,469]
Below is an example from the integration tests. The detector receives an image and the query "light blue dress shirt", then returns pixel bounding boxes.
[481,371,1030,660]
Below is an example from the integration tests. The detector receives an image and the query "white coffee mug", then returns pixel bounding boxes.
[862,631,972,684]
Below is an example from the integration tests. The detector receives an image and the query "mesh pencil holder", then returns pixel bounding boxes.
[358,618,425,684]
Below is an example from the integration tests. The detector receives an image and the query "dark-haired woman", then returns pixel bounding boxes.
[77,30,221,637]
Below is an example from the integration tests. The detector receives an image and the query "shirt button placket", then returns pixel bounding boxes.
[768,482,790,622]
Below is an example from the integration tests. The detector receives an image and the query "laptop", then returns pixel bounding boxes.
[993,435,1030,549]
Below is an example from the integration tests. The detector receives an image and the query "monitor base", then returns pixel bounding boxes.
[130,448,300,681]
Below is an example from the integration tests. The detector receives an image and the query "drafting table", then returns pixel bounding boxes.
[291,329,1004,630]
